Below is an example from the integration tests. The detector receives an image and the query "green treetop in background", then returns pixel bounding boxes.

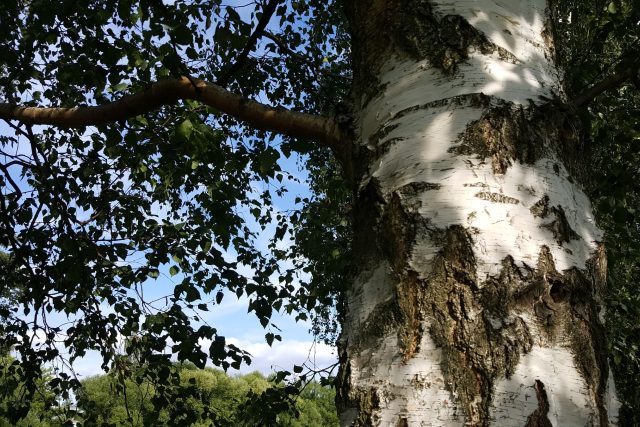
[77,365,339,426]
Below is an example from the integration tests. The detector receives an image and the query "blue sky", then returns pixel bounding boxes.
[0,119,337,380]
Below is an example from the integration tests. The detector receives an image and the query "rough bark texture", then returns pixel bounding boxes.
[337,0,620,425]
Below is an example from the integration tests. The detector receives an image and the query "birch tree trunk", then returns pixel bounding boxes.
[336,0,620,425]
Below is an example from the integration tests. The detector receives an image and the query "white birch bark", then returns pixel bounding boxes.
[338,0,620,425]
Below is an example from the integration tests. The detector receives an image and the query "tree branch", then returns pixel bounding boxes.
[573,61,640,107]
[0,77,349,157]
[216,0,281,87]
[262,31,346,81]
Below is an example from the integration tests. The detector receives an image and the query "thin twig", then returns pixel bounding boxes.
[216,0,281,87]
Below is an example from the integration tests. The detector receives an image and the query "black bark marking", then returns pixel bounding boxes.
[358,299,404,349]
[393,1,518,74]
[381,192,415,272]
[530,195,550,218]
[525,380,552,427]
[367,123,404,158]
[424,228,537,423]
[352,178,386,267]
[398,181,442,197]
[393,93,492,123]
[542,206,580,245]
[350,184,439,358]
[464,182,489,188]
[474,191,519,204]
[452,99,589,182]
[379,191,440,359]
[571,245,610,426]
[368,123,400,147]
[342,387,382,427]
[397,271,425,360]
[451,102,543,175]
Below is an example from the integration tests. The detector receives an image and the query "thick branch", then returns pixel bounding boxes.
[0,77,348,156]
[573,62,640,107]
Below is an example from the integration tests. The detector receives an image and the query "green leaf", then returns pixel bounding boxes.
[110,83,128,92]
[265,332,274,346]
[176,119,194,141]
[185,286,200,302]
[171,25,192,46]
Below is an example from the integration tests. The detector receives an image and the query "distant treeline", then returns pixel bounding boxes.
[0,358,339,426]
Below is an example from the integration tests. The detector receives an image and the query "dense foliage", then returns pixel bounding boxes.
[75,365,338,426]
[554,0,640,421]
[0,0,349,423]
[0,0,638,424]
[0,356,66,427]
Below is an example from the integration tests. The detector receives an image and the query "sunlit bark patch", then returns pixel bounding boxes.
[491,345,593,426]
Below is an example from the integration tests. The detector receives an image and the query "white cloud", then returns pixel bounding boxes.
[201,337,337,376]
